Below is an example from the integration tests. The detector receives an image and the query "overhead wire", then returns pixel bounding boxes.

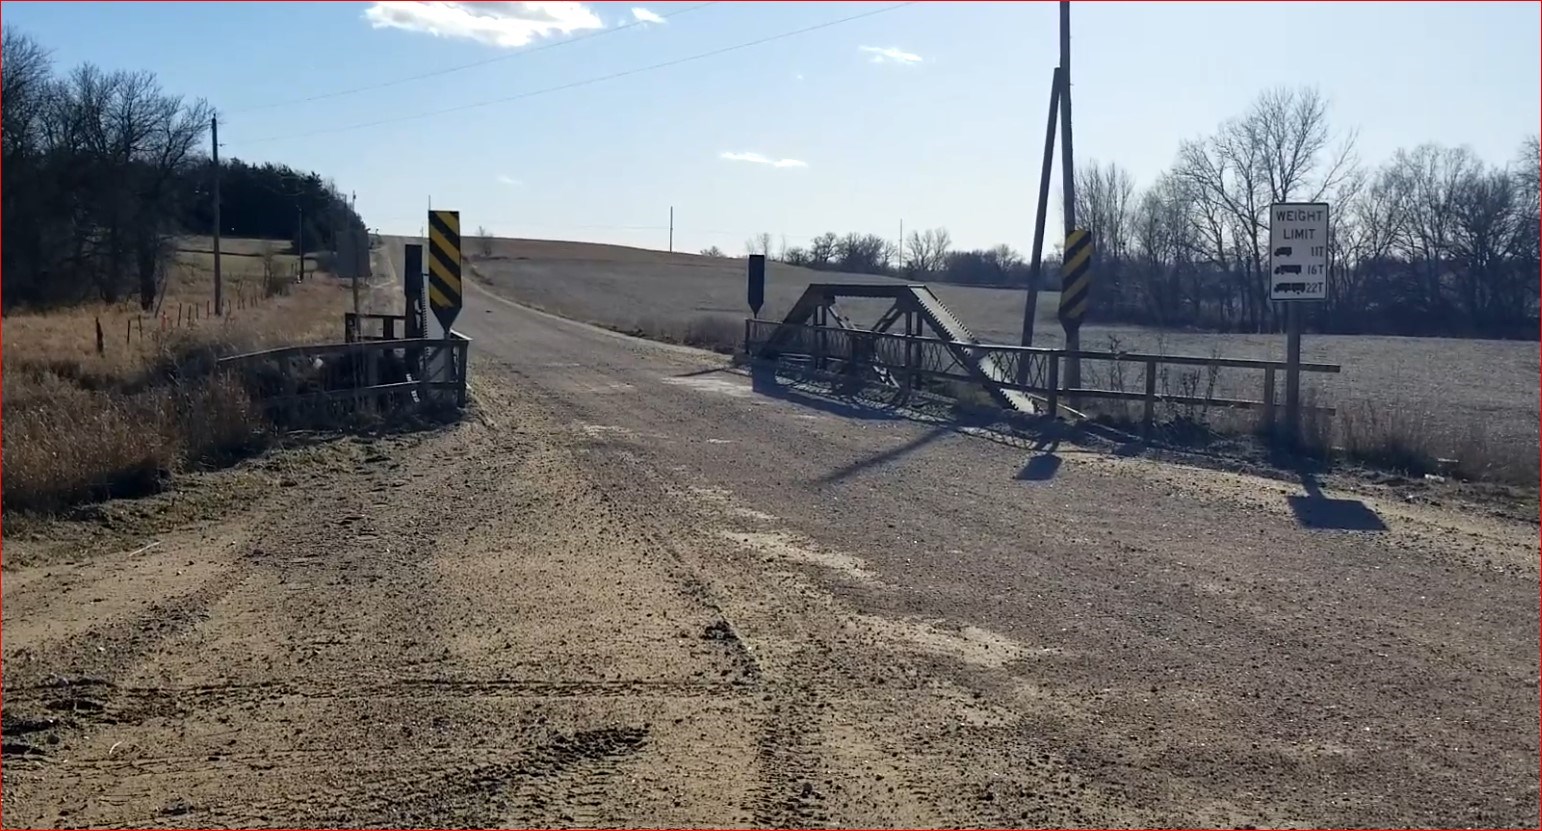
[229,2,717,115]
[235,1,916,146]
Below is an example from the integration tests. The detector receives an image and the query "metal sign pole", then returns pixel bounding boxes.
[1267,201,1330,445]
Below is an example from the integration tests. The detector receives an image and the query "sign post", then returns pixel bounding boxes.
[747,254,766,319]
[427,210,462,400]
[1268,201,1330,443]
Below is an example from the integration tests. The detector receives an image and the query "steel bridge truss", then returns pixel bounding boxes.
[752,283,1047,416]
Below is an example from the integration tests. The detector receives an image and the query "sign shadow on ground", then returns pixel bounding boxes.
[1288,473,1387,531]
[1017,453,1063,482]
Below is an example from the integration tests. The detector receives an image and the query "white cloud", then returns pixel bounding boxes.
[719,151,808,169]
[364,2,604,49]
[496,174,523,186]
[630,7,665,24]
[859,45,923,65]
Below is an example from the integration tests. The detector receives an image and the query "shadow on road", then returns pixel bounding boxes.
[813,427,953,486]
[749,365,910,423]
[1288,472,1388,531]
[1017,453,1063,482]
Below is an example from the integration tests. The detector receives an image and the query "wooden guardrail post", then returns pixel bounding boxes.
[1046,353,1060,418]
[1263,366,1277,434]
[1142,357,1158,440]
[456,338,469,408]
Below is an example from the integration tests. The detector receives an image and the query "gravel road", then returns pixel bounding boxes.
[2,240,1536,828]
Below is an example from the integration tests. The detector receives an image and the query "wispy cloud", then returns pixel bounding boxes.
[364,2,604,49]
[720,151,808,169]
[496,173,523,186]
[630,7,665,24]
[859,45,923,65]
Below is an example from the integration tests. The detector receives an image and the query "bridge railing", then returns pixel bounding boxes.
[745,318,1340,438]
[215,316,470,419]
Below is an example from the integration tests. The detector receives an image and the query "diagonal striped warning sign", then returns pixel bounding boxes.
[428,209,462,331]
[1058,227,1093,325]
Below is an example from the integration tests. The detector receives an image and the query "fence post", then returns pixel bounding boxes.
[1046,352,1060,418]
[1263,366,1277,435]
[457,339,469,408]
[813,308,826,374]
[905,326,918,394]
[1142,358,1158,441]
[126,318,133,345]
[419,343,432,406]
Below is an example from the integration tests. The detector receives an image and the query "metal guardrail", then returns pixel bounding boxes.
[344,312,409,343]
[746,319,1340,438]
[216,321,470,412]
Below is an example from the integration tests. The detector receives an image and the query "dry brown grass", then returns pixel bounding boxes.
[3,239,359,513]
[626,314,743,354]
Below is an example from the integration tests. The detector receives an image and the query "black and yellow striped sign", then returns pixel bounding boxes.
[428,209,462,330]
[1058,227,1092,325]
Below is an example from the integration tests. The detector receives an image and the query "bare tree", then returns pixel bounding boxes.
[475,225,493,257]
[744,232,773,257]
[905,227,951,275]
[808,232,838,268]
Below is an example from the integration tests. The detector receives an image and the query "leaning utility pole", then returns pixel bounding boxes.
[1058,0,1080,391]
[211,114,223,316]
[1021,66,1062,357]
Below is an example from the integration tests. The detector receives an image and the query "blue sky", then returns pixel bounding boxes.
[3,1,1537,253]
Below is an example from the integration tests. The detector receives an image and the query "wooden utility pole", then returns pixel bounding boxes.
[211,114,223,316]
[669,206,674,252]
[296,205,305,282]
[1022,66,1062,353]
[1058,0,1080,390]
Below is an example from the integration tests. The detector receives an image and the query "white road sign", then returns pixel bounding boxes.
[1268,202,1329,302]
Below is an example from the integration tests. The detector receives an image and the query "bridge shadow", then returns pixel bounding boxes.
[1287,472,1387,532]
[744,364,1100,487]
[749,364,911,423]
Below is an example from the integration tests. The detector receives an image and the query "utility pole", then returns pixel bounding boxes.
[669,206,674,252]
[211,114,223,316]
[1022,66,1062,355]
[296,205,305,282]
[898,219,904,272]
[1058,0,1080,391]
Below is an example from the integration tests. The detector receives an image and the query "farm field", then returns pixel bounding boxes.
[465,238,1541,473]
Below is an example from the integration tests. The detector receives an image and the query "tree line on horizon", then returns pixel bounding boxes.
[1,28,367,312]
[728,87,1539,340]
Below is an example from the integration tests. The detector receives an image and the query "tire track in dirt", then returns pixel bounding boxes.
[494,363,970,827]
[500,356,1144,828]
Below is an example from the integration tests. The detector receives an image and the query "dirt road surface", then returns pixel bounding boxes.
[4,241,1537,828]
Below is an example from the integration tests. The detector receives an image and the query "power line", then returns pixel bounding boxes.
[237,2,916,147]
[231,2,717,115]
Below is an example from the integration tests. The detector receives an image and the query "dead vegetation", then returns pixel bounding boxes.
[3,240,356,513]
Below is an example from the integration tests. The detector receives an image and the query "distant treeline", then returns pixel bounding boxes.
[736,87,1540,339]
[1,28,367,311]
